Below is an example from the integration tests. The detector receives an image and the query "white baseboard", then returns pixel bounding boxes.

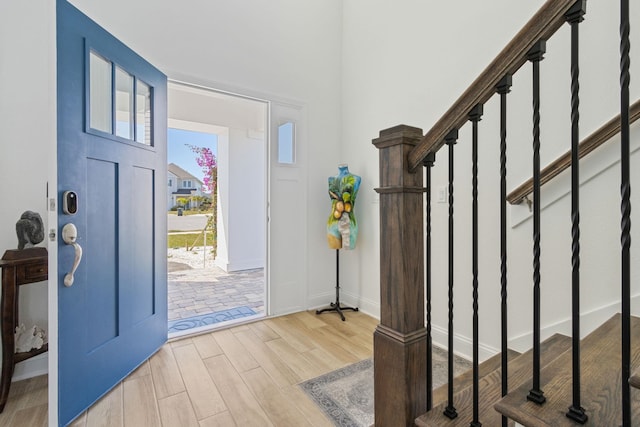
[12,352,48,382]
[269,304,305,317]
[428,295,640,361]
[308,291,636,364]
[431,324,500,363]
[307,290,335,310]
[507,294,640,353]
[308,290,380,320]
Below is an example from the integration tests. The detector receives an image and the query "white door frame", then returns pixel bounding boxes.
[167,79,309,317]
[168,80,270,317]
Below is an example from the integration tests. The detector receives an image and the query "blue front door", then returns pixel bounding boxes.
[57,1,167,425]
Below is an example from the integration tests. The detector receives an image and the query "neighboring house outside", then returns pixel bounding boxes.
[167,163,205,210]
[167,169,179,211]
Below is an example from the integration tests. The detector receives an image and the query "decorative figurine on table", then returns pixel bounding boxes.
[16,211,44,250]
[327,164,361,250]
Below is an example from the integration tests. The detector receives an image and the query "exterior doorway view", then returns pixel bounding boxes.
[166,81,268,337]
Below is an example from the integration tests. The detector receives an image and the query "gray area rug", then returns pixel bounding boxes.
[299,346,471,427]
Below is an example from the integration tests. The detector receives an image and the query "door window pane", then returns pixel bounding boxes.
[278,122,295,164]
[136,80,152,145]
[88,50,153,146]
[115,67,134,139]
[89,51,112,133]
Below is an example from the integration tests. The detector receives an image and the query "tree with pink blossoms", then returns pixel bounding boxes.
[187,144,218,249]
[187,144,217,193]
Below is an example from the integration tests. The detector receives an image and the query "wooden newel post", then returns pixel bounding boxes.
[373,125,427,427]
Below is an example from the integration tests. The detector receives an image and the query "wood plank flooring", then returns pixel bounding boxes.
[0,310,376,427]
[0,373,48,427]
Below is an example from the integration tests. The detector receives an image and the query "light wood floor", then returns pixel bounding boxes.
[0,310,377,427]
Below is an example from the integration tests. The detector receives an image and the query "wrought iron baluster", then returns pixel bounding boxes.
[620,0,631,425]
[444,129,459,420]
[469,104,483,427]
[424,152,436,411]
[566,1,588,424]
[496,74,512,427]
[526,39,547,406]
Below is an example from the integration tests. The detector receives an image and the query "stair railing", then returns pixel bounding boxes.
[469,104,483,427]
[526,38,547,409]
[373,0,633,425]
[443,129,459,420]
[620,1,632,425]
[407,0,579,171]
[424,152,435,411]
[566,3,588,422]
[507,99,640,206]
[497,74,512,427]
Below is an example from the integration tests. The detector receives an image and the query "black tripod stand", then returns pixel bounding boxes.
[316,249,358,321]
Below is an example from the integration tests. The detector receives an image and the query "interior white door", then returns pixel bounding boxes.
[268,102,307,315]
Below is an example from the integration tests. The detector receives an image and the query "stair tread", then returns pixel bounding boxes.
[495,314,640,426]
[629,371,640,390]
[416,334,571,426]
[431,348,519,407]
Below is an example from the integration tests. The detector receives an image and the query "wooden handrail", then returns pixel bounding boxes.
[507,99,640,205]
[408,0,576,171]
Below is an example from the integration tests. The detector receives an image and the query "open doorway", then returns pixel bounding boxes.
[166,81,268,337]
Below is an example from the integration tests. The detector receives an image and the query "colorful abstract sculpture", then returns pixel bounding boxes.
[327,164,361,250]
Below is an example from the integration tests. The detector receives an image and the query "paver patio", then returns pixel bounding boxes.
[167,261,265,332]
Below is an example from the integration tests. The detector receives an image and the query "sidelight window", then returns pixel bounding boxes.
[277,121,295,164]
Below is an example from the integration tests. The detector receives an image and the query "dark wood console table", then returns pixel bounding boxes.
[0,247,48,412]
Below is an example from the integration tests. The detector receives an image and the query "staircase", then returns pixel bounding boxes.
[373,0,640,427]
[416,314,640,426]
[417,335,567,426]
[372,0,636,426]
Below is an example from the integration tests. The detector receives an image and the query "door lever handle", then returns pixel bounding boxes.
[62,223,83,287]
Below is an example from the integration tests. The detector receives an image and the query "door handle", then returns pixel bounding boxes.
[61,223,83,287]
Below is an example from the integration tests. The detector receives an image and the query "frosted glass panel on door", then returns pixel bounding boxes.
[89,51,112,133]
[278,122,295,164]
[136,81,151,145]
[115,67,134,139]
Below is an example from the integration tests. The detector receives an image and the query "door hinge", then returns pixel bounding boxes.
[49,229,56,242]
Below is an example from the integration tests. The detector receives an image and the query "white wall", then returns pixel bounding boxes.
[6,0,637,394]
[342,0,640,360]
[68,0,345,311]
[341,0,547,324]
[216,130,231,270]
[0,0,56,381]
[216,127,266,272]
[0,0,343,409]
